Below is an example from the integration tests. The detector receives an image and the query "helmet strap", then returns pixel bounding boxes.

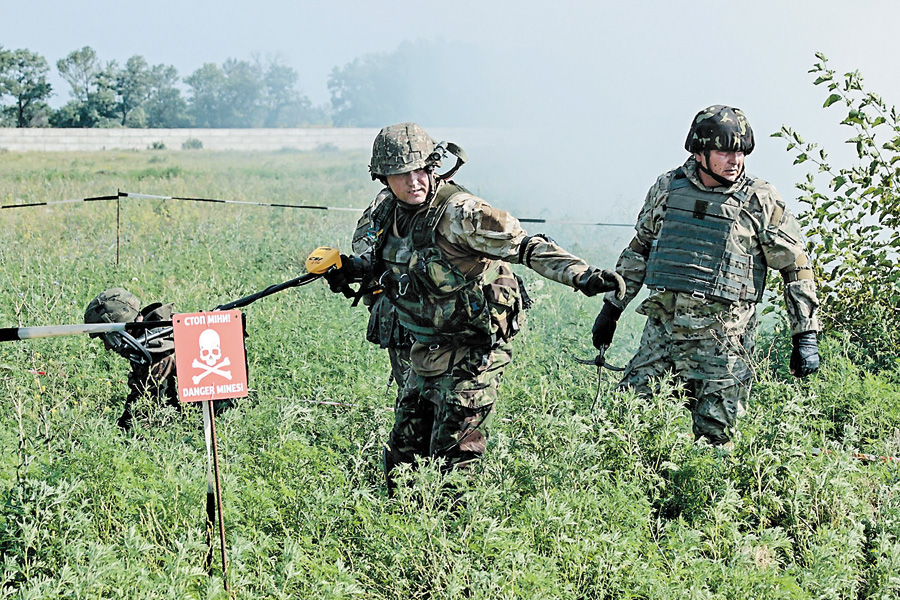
[698,150,743,187]
[424,169,439,205]
[434,142,467,181]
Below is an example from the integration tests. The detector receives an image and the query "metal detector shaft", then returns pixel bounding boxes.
[0,321,172,342]
[131,273,324,347]
[213,272,322,311]
[0,274,321,346]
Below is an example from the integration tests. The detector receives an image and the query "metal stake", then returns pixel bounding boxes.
[116,189,121,266]
[202,400,229,591]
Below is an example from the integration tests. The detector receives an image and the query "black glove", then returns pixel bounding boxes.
[790,331,820,377]
[574,267,626,298]
[323,254,366,296]
[592,301,623,349]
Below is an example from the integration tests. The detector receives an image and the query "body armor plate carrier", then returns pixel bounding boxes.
[644,172,767,304]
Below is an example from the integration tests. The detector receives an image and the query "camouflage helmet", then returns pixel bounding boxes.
[685,105,755,155]
[369,122,438,178]
[84,288,141,334]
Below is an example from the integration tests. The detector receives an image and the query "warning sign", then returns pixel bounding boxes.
[173,310,248,403]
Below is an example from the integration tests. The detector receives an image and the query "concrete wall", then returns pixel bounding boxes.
[0,127,487,152]
[0,127,380,152]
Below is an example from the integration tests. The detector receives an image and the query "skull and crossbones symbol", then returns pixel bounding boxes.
[192,328,232,384]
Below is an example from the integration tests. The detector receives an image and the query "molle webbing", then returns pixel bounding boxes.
[645,177,766,303]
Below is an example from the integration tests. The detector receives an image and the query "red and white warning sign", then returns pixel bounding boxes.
[173,310,248,403]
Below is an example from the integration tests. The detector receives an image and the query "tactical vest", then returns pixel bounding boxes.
[372,183,520,346]
[644,172,767,304]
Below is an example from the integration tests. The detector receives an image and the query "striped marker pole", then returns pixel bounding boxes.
[0,321,172,342]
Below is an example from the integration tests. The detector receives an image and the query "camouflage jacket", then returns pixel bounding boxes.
[605,157,820,339]
[363,181,595,344]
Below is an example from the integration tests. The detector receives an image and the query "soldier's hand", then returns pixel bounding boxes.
[575,267,626,299]
[790,331,820,377]
[592,301,623,349]
[323,254,366,296]
[323,269,350,295]
[334,254,366,282]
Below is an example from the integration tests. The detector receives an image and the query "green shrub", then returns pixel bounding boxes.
[773,53,900,367]
[181,138,203,150]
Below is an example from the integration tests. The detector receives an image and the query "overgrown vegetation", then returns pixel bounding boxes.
[1,149,899,598]
[774,53,900,367]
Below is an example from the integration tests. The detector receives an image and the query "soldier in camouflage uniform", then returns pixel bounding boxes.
[330,122,625,492]
[84,288,179,431]
[593,105,821,445]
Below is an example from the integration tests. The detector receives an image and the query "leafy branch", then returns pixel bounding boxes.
[773,53,900,360]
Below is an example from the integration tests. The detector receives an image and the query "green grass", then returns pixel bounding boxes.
[2,150,900,599]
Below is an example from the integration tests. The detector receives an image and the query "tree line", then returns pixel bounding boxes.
[0,40,485,129]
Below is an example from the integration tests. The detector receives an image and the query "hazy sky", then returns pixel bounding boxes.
[3,0,899,223]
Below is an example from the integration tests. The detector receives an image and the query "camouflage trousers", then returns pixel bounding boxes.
[618,317,755,445]
[385,341,513,482]
[386,345,412,389]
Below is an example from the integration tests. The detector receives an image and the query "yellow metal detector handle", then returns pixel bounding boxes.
[305,246,342,274]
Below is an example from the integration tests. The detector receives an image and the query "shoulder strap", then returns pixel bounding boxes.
[730,176,755,203]
[668,167,692,193]
[411,182,468,249]
[369,190,398,251]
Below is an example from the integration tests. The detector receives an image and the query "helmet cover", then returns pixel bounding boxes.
[84,288,141,333]
[369,122,438,178]
[685,105,755,155]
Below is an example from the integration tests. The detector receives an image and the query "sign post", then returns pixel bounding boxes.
[173,309,248,592]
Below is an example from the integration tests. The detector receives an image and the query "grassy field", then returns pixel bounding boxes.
[2,149,900,599]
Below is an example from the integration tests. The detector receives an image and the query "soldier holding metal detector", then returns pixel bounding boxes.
[593,105,821,446]
[84,288,180,431]
[323,122,625,494]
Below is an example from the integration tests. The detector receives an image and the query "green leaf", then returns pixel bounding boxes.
[823,94,842,108]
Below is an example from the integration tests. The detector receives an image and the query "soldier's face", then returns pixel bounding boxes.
[696,150,745,183]
[387,169,430,205]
